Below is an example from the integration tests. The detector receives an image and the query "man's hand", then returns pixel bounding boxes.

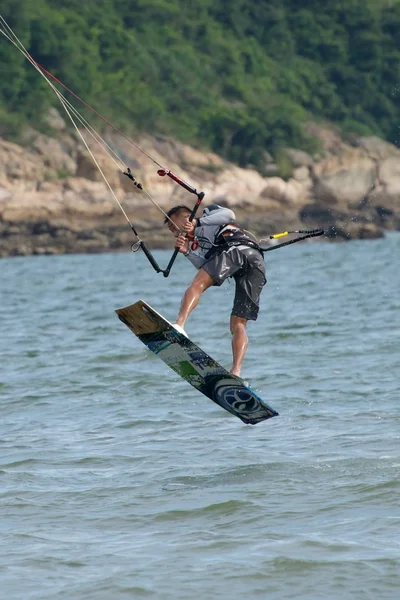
[182,218,196,235]
[175,234,190,254]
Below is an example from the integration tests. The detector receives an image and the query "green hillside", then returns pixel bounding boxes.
[1,0,400,169]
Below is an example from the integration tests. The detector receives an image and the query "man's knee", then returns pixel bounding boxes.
[190,269,215,292]
[230,316,248,335]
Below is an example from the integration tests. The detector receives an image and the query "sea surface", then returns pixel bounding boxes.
[1,233,399,600]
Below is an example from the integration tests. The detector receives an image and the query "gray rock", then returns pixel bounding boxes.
[356,136,400,161]
[44,107,67,131]
[284,148,314,167]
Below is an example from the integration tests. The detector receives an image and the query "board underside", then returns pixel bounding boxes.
[116,300,278,425]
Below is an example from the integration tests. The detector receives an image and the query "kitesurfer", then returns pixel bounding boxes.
[165,204,266,378]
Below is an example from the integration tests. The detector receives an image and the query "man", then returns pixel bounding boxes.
[165,204,266,379]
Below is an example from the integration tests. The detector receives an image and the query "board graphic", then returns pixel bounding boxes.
[116,300,278,425]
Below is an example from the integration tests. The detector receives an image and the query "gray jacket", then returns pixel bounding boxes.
[185,205,237,269]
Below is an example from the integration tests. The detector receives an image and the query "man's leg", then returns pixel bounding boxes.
[229,248,266,377]
[175,268,215,328]
[229,315,248,377]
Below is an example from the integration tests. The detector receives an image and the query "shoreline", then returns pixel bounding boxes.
[1,121,399,258]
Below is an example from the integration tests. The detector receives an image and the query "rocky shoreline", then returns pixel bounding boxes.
[1,112,399,258]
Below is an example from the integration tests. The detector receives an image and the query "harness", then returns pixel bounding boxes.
[203,224,325,259]
[204,225,262,260]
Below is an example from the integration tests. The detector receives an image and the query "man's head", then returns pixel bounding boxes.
[164,205,191,237]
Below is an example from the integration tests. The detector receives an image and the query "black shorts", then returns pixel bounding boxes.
[201,246,266,321]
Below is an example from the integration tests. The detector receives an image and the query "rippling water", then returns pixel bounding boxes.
[1,234,399,599]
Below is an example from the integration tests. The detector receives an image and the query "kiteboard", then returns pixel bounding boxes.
[115,300,278,425]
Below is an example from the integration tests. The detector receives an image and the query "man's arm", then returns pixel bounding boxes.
[185,252,206,269]
[174,233,206,269]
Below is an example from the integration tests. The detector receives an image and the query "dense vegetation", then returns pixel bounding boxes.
[1,0,400,169]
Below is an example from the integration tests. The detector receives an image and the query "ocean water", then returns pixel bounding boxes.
[0,233,399,600]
